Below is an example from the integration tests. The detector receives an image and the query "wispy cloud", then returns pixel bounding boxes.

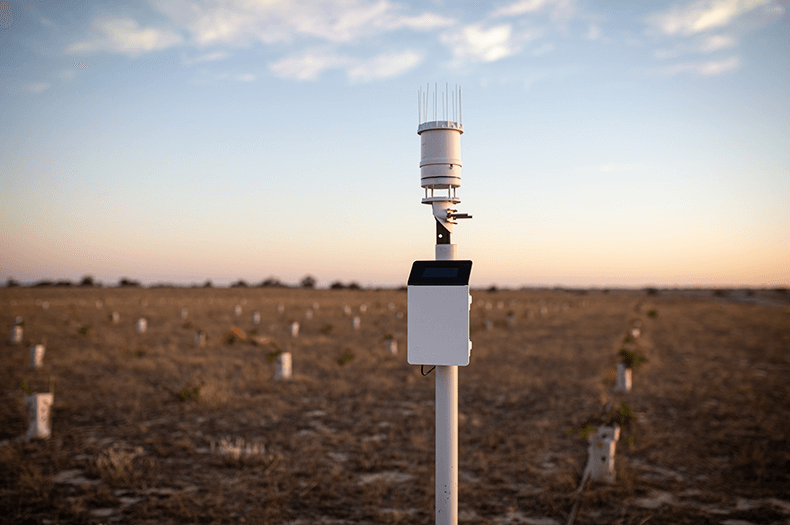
[699,33,738,51]
[183,51,230,66]
[269,48,422,82]
[654,33,739,59]
[150,0,453,47]
[347,50,423,82]
[66,16,182,57]
[491,0,575,19]
[441,24,519,64]
[661,56,741,76]
[26,82,50,93]
[646,0,771,36]
[269,51,351,81]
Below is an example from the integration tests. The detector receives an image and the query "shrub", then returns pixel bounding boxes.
[259,277,286,288]
[300,275,317,289]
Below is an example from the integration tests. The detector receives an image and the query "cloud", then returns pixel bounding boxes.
[183,51,230,65]
[150,0,453,47]
[699,33,738,51]
[269,51,351,81]
[347,50,423,82]
[662,56,741,75]
[25,82,50,93]
[654,33,738,58]
[441,24,518,64]
[586,24,601,40]
[269,49,422,82]
[646,0,771,36]
[235,73,255,82]
[491,0,575,19]
[66,16,182,57]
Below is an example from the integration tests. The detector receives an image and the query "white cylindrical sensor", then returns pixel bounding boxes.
[418,121,463,189]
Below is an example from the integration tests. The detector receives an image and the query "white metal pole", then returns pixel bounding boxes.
[435,241,458,525]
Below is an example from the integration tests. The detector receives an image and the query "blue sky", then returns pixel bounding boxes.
[1,0,788,288]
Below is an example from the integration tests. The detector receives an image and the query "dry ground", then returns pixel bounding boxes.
[1,287,788,525]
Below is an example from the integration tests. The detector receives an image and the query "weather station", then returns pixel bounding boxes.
[408,83,472,525]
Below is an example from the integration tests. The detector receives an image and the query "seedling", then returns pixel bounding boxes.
[566,423,595,440]
[267,342,283,363]
[21,380,32,395]
[619,348,646,369]
[177,383,201,402]
[321,324,333,334]
[647,310,657,317]
[79,326,90,336]
[338,350,354,366]
[603,402,636,428]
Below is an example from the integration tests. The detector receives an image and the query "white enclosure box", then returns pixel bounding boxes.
[407,260,472,366]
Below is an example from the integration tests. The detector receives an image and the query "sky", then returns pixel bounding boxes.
[1,0,788,289]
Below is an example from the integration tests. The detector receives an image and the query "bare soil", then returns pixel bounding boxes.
[1,287,788,525]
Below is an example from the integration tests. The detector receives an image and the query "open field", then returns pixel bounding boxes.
[1,287,789,525]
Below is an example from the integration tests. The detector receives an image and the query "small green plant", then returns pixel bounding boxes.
[250,329,257,336]
[619,348,646,369]
[266,342,283,363]
[321,324,333,334]
[177,383,200,402]
[566,423,595,440]
[603,402,636,428]
[20,380,32,395]
[134,350,145,358]
[79,326,91,336]
[338,350,354,366]
[647,310,657,317]
[384,333,393,340]
[623,334,634,343]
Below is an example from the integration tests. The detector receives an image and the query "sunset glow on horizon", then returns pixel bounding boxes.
[1,0,788,289]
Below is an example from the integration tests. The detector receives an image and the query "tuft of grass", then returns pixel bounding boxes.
[647,309,658,317]
[321,324,333,334]
[338,350,354,366]
[78,325,91,336]
[93,445,144,486]
[176,383,201,402]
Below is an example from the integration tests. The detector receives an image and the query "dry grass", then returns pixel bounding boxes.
[1,287,788,524]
